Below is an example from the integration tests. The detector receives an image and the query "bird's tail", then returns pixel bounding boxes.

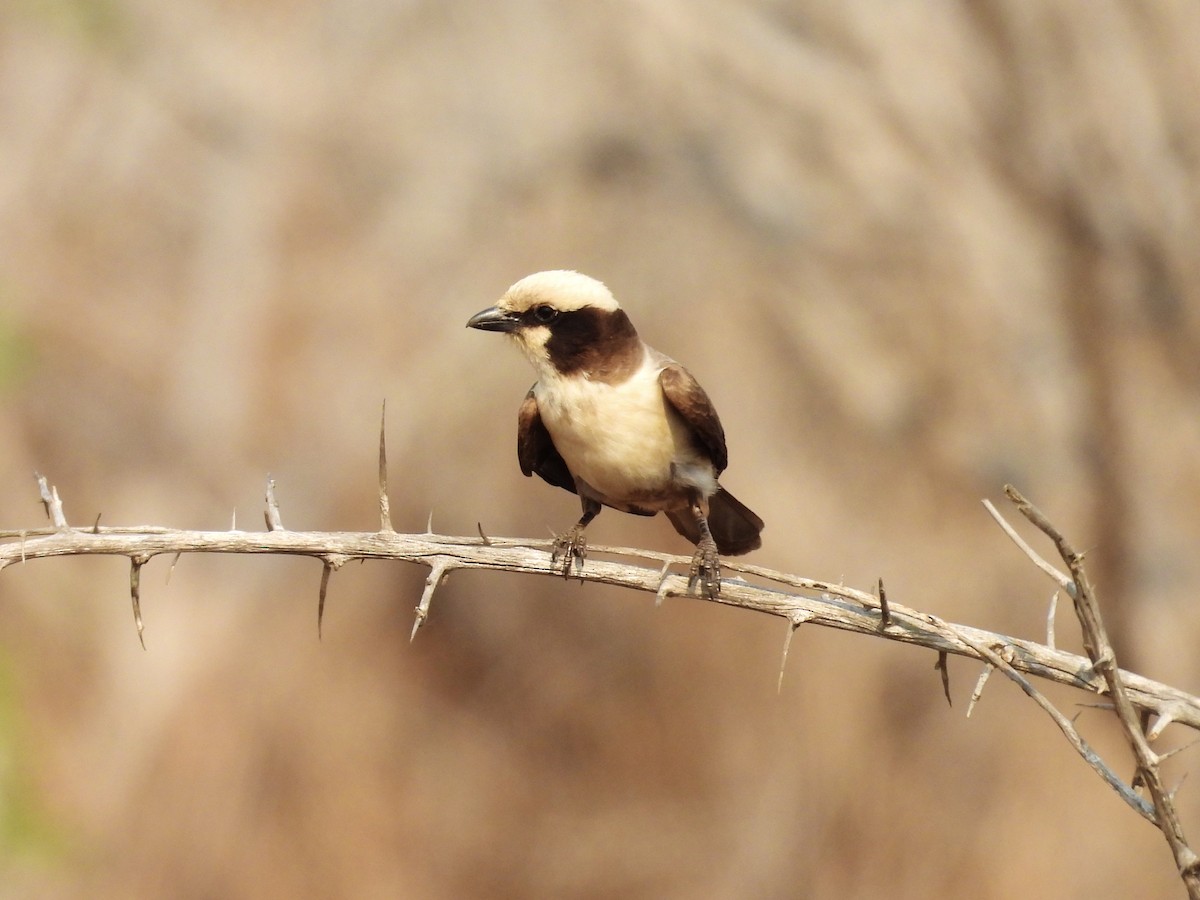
[666,488,764,556]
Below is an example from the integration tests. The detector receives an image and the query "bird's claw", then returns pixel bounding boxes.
[687,539,721,599]
[551,526,588,578]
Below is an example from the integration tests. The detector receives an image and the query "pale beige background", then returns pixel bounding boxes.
[1,1,1199,897]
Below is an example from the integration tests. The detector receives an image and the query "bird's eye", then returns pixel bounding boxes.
[533,305,558,323]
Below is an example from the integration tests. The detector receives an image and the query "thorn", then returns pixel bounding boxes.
[1046,590,1058,650]
[876,577,890,631]
[476,522,492,545]
[35,473,68,529]
[378,399,394,533]
[1158,739,1200,764]
[316,555,351,640]
[264,477,283,531]
[654,560,673,608]
[165,551,182,585]
[934,650,952,706]
[966,662,994,718]
[231,508,238,531]
[1167,772,1188,803]
[51,485,65,527]
[411,560,452,641]
[425,510,434,535]
[319,563,332,639]
[1148,703,1185,741]
[35,472,49,518]
[35,472,52,519]
[20,530,26,564]
[319,566,331,639]
[777,612,810,694]
[92,513,102,534]
[130,554,149,650]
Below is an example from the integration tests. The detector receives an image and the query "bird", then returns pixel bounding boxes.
[466,270,763,598]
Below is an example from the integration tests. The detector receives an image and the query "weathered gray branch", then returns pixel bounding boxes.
[3,522,1199,734]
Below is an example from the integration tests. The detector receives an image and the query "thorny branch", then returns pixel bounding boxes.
[3,512,1197,733]
[1001,485,1200,896]
[3,472,1199,895]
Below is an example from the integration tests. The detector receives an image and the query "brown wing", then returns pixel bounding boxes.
[517,386,577,494]
[659,363,728,474]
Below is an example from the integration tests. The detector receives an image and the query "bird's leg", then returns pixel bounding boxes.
[551,497,601,578]
[686,497,721,599]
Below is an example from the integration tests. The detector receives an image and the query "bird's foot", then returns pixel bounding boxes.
[551,525,588,578]
[687,538,721,599]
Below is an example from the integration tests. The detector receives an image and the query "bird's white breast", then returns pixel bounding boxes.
[533,351,715,505]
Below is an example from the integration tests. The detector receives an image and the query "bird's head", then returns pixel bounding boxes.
[467,271,640,380]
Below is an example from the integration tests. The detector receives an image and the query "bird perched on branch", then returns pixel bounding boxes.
[466,270,763,597]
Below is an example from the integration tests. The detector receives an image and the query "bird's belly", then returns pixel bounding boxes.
[536,376,705,506]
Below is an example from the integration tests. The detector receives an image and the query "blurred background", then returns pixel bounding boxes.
[1,0,1199,896]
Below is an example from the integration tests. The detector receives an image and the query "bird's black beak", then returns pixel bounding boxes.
[466,306,521,333]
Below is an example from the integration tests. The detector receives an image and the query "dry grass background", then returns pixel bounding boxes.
[1,0,1199,896]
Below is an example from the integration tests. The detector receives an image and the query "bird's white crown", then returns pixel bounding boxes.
[501,270,619,313]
